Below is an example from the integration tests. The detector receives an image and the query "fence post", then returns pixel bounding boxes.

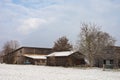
[103,64,105,71]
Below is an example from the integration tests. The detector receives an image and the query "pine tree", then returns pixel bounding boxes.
[53,36,73,51]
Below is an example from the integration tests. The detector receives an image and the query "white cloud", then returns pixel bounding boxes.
[18,18,47,35]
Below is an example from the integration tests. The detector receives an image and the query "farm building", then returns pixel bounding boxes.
[94,46,120,68]
[3,47,53,65]
[46,51,86,66]
[3,45,120,68]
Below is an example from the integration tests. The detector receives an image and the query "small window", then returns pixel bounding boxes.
[103,60,106,64]
[110,60,113,64]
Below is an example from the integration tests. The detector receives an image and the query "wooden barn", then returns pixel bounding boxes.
[46,51,85,66]
[3,47,53,65]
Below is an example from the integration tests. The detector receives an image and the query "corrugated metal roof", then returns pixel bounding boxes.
[47,51,74,57]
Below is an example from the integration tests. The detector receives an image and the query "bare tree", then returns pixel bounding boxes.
[76,23,115,67]
[2,40,20,63]
[53,36,73,51]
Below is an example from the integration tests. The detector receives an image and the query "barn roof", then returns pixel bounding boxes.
[47,51,76,57]
[23,54,46,59]
[8,46,52,55]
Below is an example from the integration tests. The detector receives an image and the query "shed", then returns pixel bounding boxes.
[46,51,85,66]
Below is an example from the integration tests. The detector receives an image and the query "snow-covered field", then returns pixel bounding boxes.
[0,64,120,80]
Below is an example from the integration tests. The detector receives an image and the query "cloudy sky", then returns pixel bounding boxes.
[0,0,120,49]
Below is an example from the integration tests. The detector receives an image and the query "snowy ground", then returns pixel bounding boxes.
[0,64,120,80]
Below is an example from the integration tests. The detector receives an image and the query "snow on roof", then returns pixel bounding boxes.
[23,54,46,59]
[47,51,74,57]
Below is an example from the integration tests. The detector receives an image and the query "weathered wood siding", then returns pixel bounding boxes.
[47,52,85,66]
[4,47,52,65]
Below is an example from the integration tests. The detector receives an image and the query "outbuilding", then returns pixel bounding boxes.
[46,51,85,66]
[3,46,53,65]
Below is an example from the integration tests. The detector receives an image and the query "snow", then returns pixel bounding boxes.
[47,51,74,57]
[0,64,120,80]
[23,54,46,59]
